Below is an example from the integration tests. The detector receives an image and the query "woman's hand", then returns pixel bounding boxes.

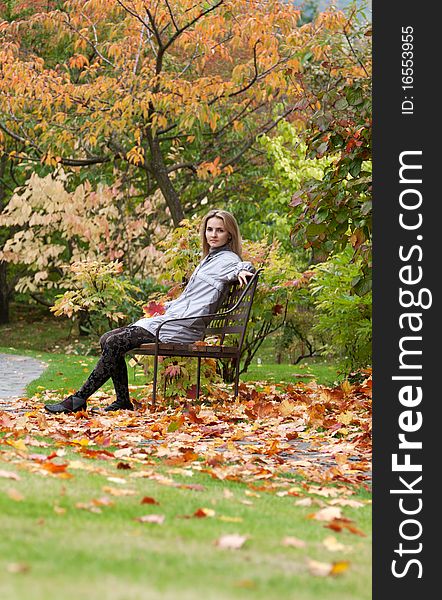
[237,270,254,287]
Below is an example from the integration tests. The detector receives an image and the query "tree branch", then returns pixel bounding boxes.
[1,118,116,166]
[343,9,370,77]
[164,0,180,32]
[163,0,224,53]
[115,0,151,31]
[0,121,41,153]
[166,162,197,174]
[227,40,260,99]
[222,105,296,169]
[64,12,116,68]
[133,23,146,75]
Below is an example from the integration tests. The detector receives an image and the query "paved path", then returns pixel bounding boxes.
[0,352,47,404]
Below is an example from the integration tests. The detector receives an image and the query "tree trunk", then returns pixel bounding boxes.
[146,131,185,227]
[0,261,10,324]
[0,154,10,324]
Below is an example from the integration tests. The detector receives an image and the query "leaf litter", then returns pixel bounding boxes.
[1,375,372,578]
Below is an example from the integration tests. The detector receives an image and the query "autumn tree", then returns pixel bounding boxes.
[0,169,165,294]
[288,5,372,292]
[0,0,310,227]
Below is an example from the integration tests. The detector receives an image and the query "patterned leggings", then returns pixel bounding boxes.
[76,326,155,402]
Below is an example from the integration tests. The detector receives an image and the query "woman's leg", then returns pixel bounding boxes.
[98,330,131,407]
[45,326,155,413]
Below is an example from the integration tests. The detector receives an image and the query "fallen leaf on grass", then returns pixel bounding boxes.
[234,579,256,589]
[7,488,24,501]
[53,505,66,515]
[218,515,243,523]
[41,462,70,475]
[307,558,350,577]
[194,507,215,518]
[75,502,102,514]
[322,536,347,552]
[331,561,350,575]
[295,498,313,507]
[0,470,20,480]
[106,476,127,484]
[282,536,307,549]
[116,462,131,470]
[178,507,216,519]
[306,559,333,577]
[114,448,132,458]
[214,534,248,550]
[102,486,136,497]
[6,563,30,574]
[93,497,114,507]
[176,483,206,491]
[325,519,367,536]
[309,506,342,521]
[5,439,27,451]
[328,498,365,508]
[135,514,165,524]
[140,496,159,505]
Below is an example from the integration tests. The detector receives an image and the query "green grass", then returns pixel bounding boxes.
[244,361,341,387]
[0,454,371,600]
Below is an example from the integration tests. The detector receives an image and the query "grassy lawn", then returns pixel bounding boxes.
[0,448,371,600]
[1,304,371,599]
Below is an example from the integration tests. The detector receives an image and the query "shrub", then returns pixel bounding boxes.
[309,248,372,372]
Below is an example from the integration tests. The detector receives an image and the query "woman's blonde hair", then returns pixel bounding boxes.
[200,209,243,258]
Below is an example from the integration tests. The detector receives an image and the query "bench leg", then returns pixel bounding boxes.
[233,356,240,398]
[196,356,201,400]
[152,353,158,407]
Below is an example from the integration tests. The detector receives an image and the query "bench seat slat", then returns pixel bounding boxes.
[133,343,239,358]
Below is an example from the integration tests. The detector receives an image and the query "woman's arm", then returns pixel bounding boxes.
[237,269,254,286]
[220,256,255,285]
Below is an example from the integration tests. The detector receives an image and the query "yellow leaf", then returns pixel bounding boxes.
[6,439,27,452]
[279,398,296,416]
[341,380,352,395]
[218,516,243,523]
[338,411,354,425]
[331,561,350,575]
[71,438,90,447]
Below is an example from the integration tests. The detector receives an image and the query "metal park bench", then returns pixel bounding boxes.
[130,269,262,406]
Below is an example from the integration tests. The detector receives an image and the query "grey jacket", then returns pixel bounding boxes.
[132,245,254,343]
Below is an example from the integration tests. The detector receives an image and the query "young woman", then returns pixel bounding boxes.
[45,209,255,414]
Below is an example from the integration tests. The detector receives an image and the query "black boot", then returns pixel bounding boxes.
[104,398,134,412]
[45,394,87,414]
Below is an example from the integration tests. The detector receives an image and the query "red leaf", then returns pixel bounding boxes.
[142,301,165,317]
[141,496,159,505]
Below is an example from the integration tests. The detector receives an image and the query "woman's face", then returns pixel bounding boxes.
[205,216,230,249]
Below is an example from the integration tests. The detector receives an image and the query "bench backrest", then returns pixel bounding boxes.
[204,269,261,348]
